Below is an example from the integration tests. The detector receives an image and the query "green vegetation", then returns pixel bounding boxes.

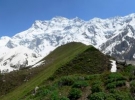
[1,42,89,100]
[23,72,134,100]
[105,73,126,89]
[57,76,75,86]
[88,92,106,100]
[88,91,132,100]
[53,46,110,77]
[91,81,103,93]
[68,88,82,99]
[72,81,88,88]
[130,80,135,95]
[0,42,135,100]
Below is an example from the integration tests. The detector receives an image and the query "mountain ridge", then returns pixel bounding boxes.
[0,13,135,72]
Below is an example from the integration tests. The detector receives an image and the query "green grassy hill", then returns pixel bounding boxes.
[53,46,111,78]
[22,43,135,100]
[1,42,135,100]
[0,42,89,100]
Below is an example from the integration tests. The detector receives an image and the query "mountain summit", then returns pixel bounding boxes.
[0,13,135,72]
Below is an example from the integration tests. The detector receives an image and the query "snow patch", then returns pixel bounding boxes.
[110,60,117,72]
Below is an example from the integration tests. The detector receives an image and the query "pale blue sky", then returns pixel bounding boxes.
[0,0,135,37]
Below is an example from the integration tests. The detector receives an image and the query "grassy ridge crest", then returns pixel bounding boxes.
[1,42,89,100]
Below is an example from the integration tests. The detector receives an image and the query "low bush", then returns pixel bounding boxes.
[50,91,59,100]
[92,80,102,86]
[106,73,126,84]
[87,92,106,100]
[106,80,126,89]
[112,92,130,100]
[91,84,103,93]
[130,80,135,93]
[116,80,125,87]
[129,75,135,81]
[106,82,116,89]
[108,89,120,93]
[58,76,74,86]
[35,88,50,97]
[60,96,70,100]
[106,80,125,89]
[72,81,88,88]
[68,88,82,100]
[91,80,103,93]
[84,74,100,80]
[88,92,131,100]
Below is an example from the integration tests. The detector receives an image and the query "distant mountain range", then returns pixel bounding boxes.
[0,13,135,72]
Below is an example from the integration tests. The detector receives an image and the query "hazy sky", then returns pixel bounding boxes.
[0,0,135,37]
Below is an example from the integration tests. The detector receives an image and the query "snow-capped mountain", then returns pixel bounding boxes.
[100,14,135,60]
[0,13,135,72]
[0,46,42,73]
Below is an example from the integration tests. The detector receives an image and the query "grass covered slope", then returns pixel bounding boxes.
[1,42,135,100]
[23,65,135,100]
[22,43,114,100]
[22,44,135,100]
[53,46,111,77]
[24,72,134,100]
[1,42,89,100]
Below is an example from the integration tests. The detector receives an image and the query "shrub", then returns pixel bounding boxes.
[130,80,135,87]
[113,93,126,100]
[91,84,103,93]
[84,74,100,80]
[92,80,102,85]
[129,75,135,81]
[116,80,125,87]
[72,81,88,88]
[105,95,116,100]
[85,75,94,80]
[87,92,106,100]
[105,73,126,89]
[108,89,119,93]
[106,97,115,100]
[106,73,126,84]
[106,80,126,89]
[60,96,70,100]
[46,84,58,91]
[48,76,55,81]
[106,82,116,89]
[68,88,82,99]
[108,73,121,78]
[91,80,103,93]
[35,88,50,97]
[88,92,130,100]
[130,80,135,93]
[58,77,74,86]
[50,91,59,100]
[109,91,132,100]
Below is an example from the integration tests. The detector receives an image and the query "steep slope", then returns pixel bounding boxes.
[53,46,110,78]
[1,42,134,100]
[21,45,134,100]
[1,42,89,100]
[0,13,135,71]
